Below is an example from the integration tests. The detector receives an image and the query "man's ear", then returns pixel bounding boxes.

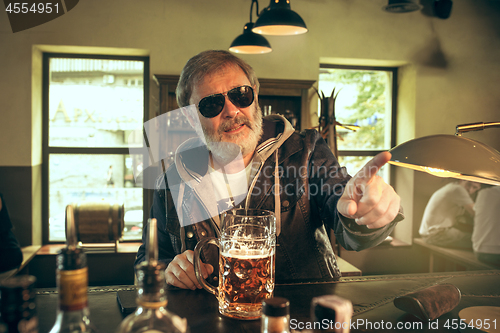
[180,105,199,129]
[253,85,259,105]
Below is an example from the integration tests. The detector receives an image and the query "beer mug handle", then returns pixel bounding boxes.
[193,237,218,295]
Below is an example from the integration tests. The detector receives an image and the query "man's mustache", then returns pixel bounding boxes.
[218,114,253,133]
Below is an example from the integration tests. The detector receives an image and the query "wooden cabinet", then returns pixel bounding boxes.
[257,78,315,131]
[151,74,315,167]
[152,75,182,118]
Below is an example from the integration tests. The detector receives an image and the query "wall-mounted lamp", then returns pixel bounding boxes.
[383,0,453,19]
[434,0,453,19]
[229,0,272,54]
[382,0,422,13]
[388,122,500,186]
[252,0,308,36]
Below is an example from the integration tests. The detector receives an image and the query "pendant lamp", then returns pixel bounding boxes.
[229,0,272,54]
[252,0,308,36]
[230,22,272,54]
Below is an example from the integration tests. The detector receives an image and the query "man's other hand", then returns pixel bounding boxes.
[165,250,214,290]
[337,151,400,229]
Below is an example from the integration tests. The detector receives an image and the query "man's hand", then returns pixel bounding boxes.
[337,151,400,229]
[165,250,214,290]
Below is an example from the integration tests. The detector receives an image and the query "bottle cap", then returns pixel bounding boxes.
[0,275,36,289]
[312,299,336,322]
[311,295,353,323]
[262,297,290,317]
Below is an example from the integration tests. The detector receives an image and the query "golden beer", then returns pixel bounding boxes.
[218,249,275,320]
[194,209,276,320]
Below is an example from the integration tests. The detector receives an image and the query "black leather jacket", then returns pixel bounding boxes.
[135,116,401,283]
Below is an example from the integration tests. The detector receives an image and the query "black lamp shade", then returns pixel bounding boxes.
[253,0,307,36]
[434,0,453,19]
[382,0,422,13]
[229,22,272,54]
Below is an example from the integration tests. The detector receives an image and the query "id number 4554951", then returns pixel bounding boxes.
[5,2,60,14]
[444,318,496,331]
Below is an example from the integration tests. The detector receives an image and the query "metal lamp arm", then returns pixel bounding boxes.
[250,0,260,22]
[456,121,500,136]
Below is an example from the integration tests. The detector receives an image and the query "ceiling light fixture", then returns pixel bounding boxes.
[252,0,308,36]
[229,0,272,54]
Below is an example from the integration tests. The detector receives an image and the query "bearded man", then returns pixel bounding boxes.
[135,50,403,289]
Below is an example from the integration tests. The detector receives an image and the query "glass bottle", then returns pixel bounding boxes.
[49,205,97,333]
[0,275,38,333]
[115,218,189,333]
[261,297,290,333]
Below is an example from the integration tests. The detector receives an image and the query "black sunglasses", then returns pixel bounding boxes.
[197,85,254,118]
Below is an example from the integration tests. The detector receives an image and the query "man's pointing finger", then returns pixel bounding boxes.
[352,151,392,184]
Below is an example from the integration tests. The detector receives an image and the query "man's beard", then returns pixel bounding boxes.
[201,105,263,165]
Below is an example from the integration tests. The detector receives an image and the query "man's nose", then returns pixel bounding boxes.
[220,95,240,118]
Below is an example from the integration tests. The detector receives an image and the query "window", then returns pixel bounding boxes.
[43,54,149,243]
[318,65,397,182]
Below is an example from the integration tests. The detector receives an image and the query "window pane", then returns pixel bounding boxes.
[48,58,144,148]
[48,154,143,242]
[318,68,392,150]
[339,155,390,184]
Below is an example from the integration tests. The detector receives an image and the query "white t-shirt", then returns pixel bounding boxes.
[419,183,474,237]
[472,186,500,254]
[208,162,253,213]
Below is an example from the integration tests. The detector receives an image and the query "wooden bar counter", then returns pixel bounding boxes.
[35,270,500,333]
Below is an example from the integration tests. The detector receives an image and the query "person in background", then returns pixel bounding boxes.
[135,50,403,290]
[0,193,23,273]
[472,185,500,268]
[419,180,481,248]
[106,165,115,188]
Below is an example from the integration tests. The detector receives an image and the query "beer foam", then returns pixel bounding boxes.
[221,248,270,259]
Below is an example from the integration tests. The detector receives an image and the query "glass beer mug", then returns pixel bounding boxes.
[194,209,276,320]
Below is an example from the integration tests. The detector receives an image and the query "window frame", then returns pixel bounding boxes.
[319,63,398,183]
[42,52,150,244]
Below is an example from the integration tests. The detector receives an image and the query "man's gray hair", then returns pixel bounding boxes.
[176,50,260,107]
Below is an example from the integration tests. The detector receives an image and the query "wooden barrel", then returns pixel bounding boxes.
[71,202,124,243]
